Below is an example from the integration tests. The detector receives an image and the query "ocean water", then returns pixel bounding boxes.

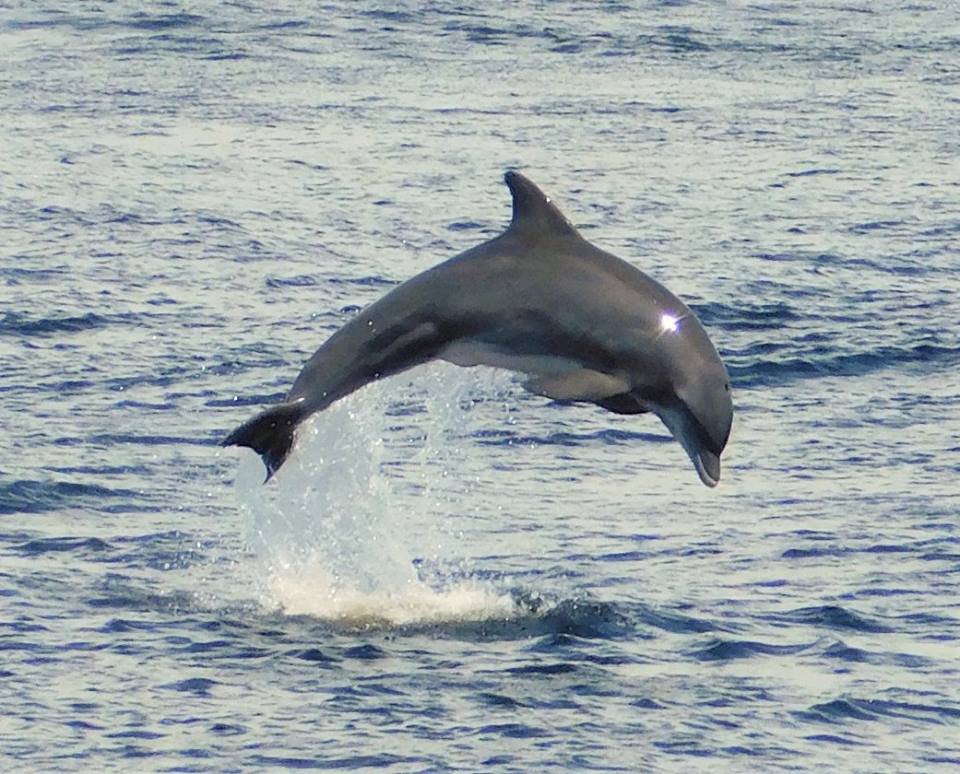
[2,0,959,770]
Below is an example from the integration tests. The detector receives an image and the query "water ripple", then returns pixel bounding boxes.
[0,480,143,515]
[690,638,815,661]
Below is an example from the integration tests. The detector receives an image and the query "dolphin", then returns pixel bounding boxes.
[223,171,733,486]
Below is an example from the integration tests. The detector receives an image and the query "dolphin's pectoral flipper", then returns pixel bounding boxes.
[593,392,649,415]
[524,370,630,401]
[222,400,308,482]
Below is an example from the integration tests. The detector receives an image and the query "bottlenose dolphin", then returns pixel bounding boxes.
[224,171,733,486]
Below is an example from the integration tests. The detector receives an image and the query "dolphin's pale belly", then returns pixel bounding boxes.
[440,339,582,377]
[439,338,633,406]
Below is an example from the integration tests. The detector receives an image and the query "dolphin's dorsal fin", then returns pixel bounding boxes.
[504,170,579,240]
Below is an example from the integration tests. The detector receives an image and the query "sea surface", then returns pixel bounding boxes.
[2,1,959,770]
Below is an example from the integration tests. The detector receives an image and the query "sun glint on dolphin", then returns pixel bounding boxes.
[223,171,733,486]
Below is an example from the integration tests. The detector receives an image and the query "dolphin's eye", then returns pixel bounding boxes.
[724,383,730,392]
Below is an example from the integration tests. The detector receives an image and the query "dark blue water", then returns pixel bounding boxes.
[2,1,959,770]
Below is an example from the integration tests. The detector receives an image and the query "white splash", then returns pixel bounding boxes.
[265,558,518,626]
[232,364,520,626]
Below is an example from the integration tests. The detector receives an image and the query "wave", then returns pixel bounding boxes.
[160,677,218,696]
[5,11,204,33]
[265,274,396,289]
[633,604,718,634]
[799,697,960,725]
[694,300,801,331]
[11,532,193,576]
[0,309,217,341]
[0,479,144,515]
[729,343,960,389]
[690,637,814,661]
[16,536,114,554]
[821,640,931,668]
[0,311,114,337]
[762,604,891,633]
[54,432,220,448]
[779,538,960,564]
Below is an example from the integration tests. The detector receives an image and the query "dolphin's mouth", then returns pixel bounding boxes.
[651,401,723,488]
[692,447,721,488]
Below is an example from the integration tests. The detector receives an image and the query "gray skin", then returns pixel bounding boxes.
[223,171,733,487]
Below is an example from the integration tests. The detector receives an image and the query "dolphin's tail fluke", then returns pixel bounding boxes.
[222,400,308,482]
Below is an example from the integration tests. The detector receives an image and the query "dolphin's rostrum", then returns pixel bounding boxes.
[223,172,733,486]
